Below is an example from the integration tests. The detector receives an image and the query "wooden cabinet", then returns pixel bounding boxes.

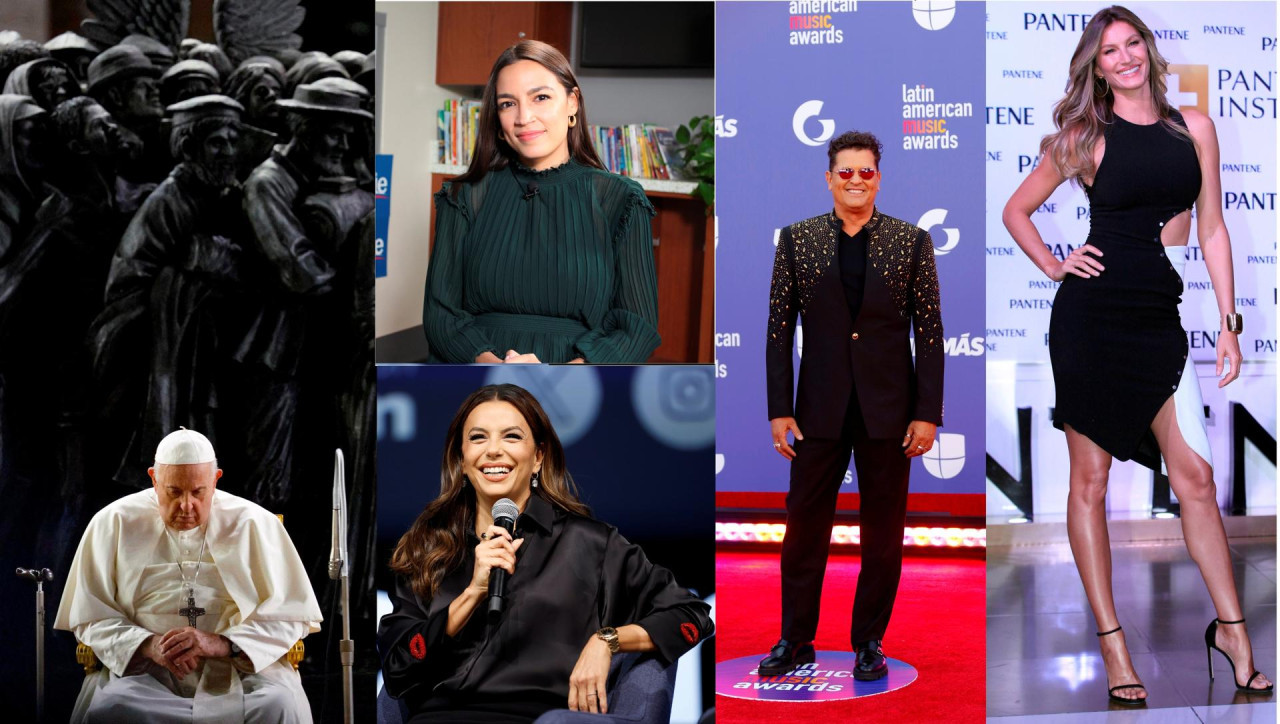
[428,172,714,363]
[436,2,573,86]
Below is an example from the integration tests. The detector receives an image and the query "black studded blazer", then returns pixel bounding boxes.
[766,207,943,440]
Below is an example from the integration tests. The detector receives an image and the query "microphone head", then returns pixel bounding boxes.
[491,498,520,526]
[332,448,346,509]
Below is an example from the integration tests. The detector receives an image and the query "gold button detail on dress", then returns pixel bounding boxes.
[851,332,860,340]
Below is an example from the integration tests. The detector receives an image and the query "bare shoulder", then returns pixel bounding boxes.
[1180,108,1216,138]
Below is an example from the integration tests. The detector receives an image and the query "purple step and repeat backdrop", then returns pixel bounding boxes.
[715,1,987,504]
[985,2,1277,517]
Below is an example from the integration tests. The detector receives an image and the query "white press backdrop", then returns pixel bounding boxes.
[985,2,1277,518]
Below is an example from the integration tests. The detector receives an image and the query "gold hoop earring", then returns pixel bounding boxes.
[1094,74,1110,98]
[568,114,577,128]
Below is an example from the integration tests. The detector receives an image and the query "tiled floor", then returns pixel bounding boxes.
[987,536,1276,721]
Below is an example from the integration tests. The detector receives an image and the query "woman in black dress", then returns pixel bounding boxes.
[377,384,712,722]
[1003,6,1270,703]
[423,40,660,364]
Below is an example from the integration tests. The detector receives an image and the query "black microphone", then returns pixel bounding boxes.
[522,180,539,200]
[486,498,520,623]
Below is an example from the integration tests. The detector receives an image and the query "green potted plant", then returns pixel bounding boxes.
[675,115,714,211]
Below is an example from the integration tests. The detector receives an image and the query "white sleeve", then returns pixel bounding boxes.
[75,618,155,675]
[223,619,310,673]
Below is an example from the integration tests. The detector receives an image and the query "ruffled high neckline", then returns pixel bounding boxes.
[511,158,587,183]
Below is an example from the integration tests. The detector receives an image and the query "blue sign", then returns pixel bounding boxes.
[374,154,393,278]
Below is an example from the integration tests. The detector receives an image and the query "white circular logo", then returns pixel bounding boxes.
[912,1,956,31]
[632,367,716,450]
[917,208,960,255]
[922,432,966,479]
[792,100,835,147]
[483,367,602,446]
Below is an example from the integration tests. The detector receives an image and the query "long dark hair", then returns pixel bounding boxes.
[389,384,591,600]
[1040,5,1192,184]
[450,40,605,194]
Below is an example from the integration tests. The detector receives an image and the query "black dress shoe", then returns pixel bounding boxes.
[757,639,815,676]
[853,640,888,681]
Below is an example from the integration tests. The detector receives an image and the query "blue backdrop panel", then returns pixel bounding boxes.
[715,1,986,498]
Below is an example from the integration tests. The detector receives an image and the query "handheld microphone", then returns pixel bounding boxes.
[522,180,539,200]
[486,498,520,623]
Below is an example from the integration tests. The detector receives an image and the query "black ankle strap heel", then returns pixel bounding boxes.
[1095,626,1147,704]
[1205,618,1274,693]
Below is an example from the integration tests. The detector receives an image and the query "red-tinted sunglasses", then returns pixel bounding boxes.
[836,167,877,180]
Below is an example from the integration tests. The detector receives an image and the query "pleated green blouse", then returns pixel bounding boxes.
[424,159,661,363]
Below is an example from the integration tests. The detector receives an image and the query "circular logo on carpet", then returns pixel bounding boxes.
[715,651,918,701]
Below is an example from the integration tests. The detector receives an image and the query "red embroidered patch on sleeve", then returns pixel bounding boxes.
[409,633,427,660]
[680,622,699,644]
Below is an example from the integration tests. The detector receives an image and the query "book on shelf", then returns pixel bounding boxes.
[588,123,688,181]
[437,98,481,166]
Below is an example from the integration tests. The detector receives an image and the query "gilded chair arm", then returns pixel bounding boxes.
[78,640,305,674]
[76,643,100,674]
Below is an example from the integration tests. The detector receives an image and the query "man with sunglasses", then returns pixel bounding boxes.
[761,130,944,681]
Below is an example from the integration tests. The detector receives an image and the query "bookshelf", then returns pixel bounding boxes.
[427,167,714,364]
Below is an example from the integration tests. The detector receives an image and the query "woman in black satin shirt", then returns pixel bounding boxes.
[377,384,713,723]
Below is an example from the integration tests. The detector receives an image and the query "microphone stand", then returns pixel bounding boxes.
[16,567,53,723]
[328,449,353,724]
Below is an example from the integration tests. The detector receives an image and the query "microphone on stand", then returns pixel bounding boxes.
[329,450,354,724]
[486,498,520,623]
[522,180,540,201]
[16,567,53,722]
[329,450,347,581]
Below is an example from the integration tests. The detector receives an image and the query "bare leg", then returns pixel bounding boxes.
[1149,397,1272,689]
[1063,425,1145,700]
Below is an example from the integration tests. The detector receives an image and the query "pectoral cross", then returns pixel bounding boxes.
[180,592,206,627]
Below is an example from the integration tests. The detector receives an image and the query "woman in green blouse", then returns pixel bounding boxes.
[424,40,660,364]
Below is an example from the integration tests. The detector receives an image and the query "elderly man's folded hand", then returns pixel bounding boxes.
[156,627,233,677]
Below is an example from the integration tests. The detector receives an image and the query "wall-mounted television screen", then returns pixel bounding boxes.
[578,2,713,71]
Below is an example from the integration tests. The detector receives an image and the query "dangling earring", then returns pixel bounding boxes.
[567,114,577,128]
[1093,74,1110,98]
[531,470,540,488]
[462,475,471,487]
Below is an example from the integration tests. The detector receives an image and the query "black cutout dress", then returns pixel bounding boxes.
[1049,111,1202,471]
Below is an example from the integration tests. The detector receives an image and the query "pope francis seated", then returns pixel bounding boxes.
[55,428,323,723]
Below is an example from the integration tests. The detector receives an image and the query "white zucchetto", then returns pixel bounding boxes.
[154,427,217,464]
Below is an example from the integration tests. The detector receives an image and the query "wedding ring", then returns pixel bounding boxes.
[773,442,781,448]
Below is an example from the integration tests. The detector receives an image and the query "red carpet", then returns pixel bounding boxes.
[716,550,986,723]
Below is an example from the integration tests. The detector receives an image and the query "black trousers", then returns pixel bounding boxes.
[779,393,911,646]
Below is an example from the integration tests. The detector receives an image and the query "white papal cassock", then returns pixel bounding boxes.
[55,489,324,724]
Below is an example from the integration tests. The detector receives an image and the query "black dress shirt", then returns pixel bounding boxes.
[377,493,714,723]
[838,227,868,324]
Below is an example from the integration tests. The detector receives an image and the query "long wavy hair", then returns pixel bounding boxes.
[450,40,605,195]
[1040,6,1193,184]
[389,384,591,600]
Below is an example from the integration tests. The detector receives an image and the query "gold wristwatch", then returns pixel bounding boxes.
[595,627,620,654]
